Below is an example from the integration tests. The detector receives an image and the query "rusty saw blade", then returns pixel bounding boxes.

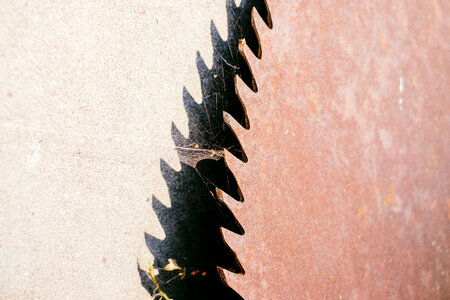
[218,0,449,299]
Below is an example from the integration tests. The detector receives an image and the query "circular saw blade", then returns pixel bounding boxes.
[219,1,450,299]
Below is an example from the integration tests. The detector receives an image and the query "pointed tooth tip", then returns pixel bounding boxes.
[234,74,257,130]
[221,266,245,278]
[223,149,245,166]
[251,5,273,58]
[218,227,245,275]
[234,73,256,95]
[223,111,248,159]
[220,183,243,206]
[224,148,245,168]
[217,266,246,290]
[216,188,245,235]
[250,7,262,59]
[221,225,240,244]
[218,230,246,276]
[223,149,246,201]
[219,266,246,296]
[259,0,273,29]
[238,37,258,92]
[218,192,245,234]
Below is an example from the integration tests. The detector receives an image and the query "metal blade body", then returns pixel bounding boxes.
[221,1,450,298]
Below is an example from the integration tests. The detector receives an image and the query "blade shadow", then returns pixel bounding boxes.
[139,1,271,298]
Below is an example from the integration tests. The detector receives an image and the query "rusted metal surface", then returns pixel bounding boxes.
[220,1,450,299]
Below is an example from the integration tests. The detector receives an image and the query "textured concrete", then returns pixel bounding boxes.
[0,1,229,298]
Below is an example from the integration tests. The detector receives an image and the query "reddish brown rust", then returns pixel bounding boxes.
[220,1,449,299]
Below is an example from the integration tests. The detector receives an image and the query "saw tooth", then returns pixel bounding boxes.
[216,188,245,274]
[220,227,245,275]
[219,3,273,297]
[238,38,259,93]
[223,111,249,163]
[217,267,246,300]
[220,267,246,298]
[262,0,273,28]
[216,188,245,235]
[249,7,262,59]
[216,231,245,274]
[218,226,245,274]
[234,0,272,60]
[216,185,247,283]
[217,188,246,228]
[251,6,272,59]
[237,13,268,93]
[223,149,246,202]
[234,74,258,128]
[195,158,242,202]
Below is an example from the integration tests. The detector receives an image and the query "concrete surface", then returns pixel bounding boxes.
[0,1,230,298]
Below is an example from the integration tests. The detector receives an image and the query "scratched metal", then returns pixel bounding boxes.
[219,1,450,299]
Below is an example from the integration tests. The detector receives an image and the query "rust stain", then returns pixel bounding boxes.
[379,29,387,48]
[434,0,443,23]
[447,198,450,220]
[218,0,450,299]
